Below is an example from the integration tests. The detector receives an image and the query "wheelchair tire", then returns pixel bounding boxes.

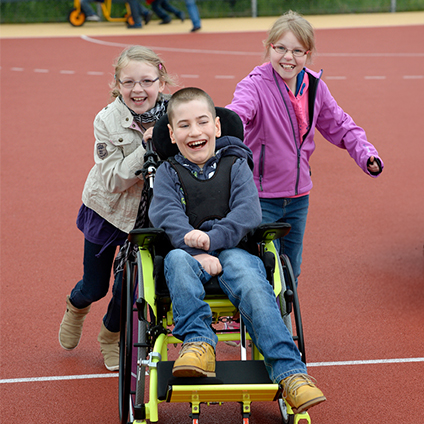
[67,8,86,26]
[278,398,295,424]
[279,254,306,364]
[119,259,148,424]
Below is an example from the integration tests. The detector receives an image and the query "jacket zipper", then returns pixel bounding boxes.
[273,71,300,195]
[259,144,265,191]
[272,69,322,195]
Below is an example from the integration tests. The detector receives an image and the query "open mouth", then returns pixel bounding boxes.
[132,97,146,103]
[281,64,296,70]
[188,140,207,149]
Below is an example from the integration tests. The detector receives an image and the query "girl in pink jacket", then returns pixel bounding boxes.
[227,10,383,283]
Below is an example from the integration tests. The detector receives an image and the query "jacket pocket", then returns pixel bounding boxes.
[110,133,141,157]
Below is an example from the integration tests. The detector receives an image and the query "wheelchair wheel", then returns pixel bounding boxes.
[119,260,148,424]
[278,398,295,424]
[67,8,86,26]
[279,254,306,363]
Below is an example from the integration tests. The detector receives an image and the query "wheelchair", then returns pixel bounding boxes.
[118,107,310,424]
[68,0,134,27]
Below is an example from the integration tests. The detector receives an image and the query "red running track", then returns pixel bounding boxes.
[1,24,424,423]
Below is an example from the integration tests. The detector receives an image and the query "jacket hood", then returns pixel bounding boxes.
[216,135,254,170]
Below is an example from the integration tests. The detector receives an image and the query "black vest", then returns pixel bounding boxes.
[168,156,237,229]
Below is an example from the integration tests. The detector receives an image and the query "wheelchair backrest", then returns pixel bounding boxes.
[152,107,244,161]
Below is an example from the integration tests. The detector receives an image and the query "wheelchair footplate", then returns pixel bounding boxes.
[156,360,309,423]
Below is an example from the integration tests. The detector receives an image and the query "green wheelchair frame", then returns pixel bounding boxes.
[118,224,310,424]
[118,107,310,424]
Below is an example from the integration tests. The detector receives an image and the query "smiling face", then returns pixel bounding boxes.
[270,30,309,93]
[118,60,165,114]
[168,98,221,169]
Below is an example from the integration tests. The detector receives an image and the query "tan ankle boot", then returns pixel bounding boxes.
[59,295,91,350]
[281,373,326,413]
[172,342,216,377]
[98,322,120,371]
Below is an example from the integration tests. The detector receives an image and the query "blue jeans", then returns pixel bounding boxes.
[127,0,150,25]
[164,248,306,383]
[152,0,184,22]
[70,239,122,333]
[80,0,97,17]
[185,0,201,28]
[260,196,309,282]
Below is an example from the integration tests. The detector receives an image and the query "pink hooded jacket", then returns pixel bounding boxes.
[227,62,384,198]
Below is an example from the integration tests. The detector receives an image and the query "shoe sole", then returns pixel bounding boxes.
[291,396,327,414]
[105,363,119,371]
[172,366,216,378]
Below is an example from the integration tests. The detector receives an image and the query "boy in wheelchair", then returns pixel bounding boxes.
[148,87,326,414]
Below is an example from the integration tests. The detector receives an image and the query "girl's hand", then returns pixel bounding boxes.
[143,127,154,143]
[194,253,222,276]
[367,156,381,174]
[184,230,210,251]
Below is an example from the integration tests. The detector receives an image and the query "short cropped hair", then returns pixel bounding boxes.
[167,87,216,126]
[263,10,316,61]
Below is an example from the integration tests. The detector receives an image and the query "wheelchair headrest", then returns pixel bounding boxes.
[152,107,244,160]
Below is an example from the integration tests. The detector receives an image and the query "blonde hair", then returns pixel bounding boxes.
[263,10,316,61]
[110,45,176,98]
[167,87,216,127]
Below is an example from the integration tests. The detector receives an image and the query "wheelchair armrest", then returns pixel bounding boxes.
[250,222,291,244]
[128,227,166,248]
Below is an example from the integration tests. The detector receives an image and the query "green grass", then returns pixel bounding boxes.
[1,0,424,24]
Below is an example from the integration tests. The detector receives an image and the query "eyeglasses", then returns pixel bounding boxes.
[118,77,159,89]
[270,44,309,57]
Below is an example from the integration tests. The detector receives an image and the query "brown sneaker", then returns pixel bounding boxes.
[97,322,120,371]
[59,295,91,350]
[172,342,216,377]
[281,373,326,413]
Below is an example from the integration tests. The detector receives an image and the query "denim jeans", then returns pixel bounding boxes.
[185,0,201,28]
[80,0,96,17]
[152,0,184,22]
[127,0,150,25]
[260,196,309,282]
[164,248,306,383]
[70,239,122,333]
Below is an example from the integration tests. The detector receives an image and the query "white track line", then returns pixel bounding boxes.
[6,68,424,81]
[80,35,262,56]
[1,357,423,384]
[0,373,118,384]
[79,36,424,58]
[308,357,424,367]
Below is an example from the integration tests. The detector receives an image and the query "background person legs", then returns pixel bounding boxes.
[184,0,201,32]
[80,0,101,21]
[151,0,184,24]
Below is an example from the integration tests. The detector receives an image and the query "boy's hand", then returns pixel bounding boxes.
[367,156,381,174]
[184,230,210,251]
[194,254,222,276]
